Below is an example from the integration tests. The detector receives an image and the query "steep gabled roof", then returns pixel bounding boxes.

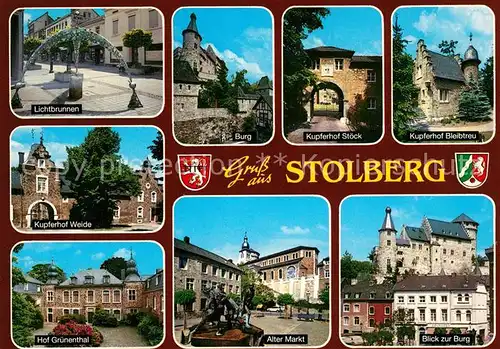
[427,51,466,82]
[394,275,485,291]
[404,226,429,242]
[59,269,122,286]
[173,59,201,84]
[452,213,478,225]
[306,46,355,58]
[427,218,471,240]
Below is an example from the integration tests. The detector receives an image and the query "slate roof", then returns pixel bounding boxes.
[257,76,272,90]
[342,280,394,300]
[173,59,201,84]
[306,46,355,58]
[427,51,466,82]
[174,238,242,272]
[452,213,478,224]
[427,218,471,240]
[394,275,486,292]
[404,226,429,242]
[253,95,273,110]
[380,208,396,231]
[396,238,411,246]
[11,169,74,194]
[59,269,122,286]
[243,246,320,265]
[350,55,382,68]
[25,275,44,285]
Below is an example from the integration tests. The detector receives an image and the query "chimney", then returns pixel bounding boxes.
[227,259,233,264]
[183,236,190,244]
[155,268,162,274]
[120,269,125,280]
[18,152,25,167]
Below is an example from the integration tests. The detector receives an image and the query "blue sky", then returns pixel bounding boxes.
[173,7,273,82]
[23,9,105,33]
[174,196,330,262]
[394,6,494,67]
[11,126,161,171]
[301,7,382,56]
[14,241,164,277]
[341,195,494,261]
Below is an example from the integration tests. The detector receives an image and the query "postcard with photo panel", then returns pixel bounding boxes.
[11,241,165,347]
[340,195,494,347]
[172,7,274,145]
[173,196,331,347]
[392,5,495,144]
[10,8,164,118]
[283,6,383,145]
[10,126,164,233]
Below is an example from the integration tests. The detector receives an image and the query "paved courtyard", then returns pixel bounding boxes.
[174,314,330,347]
[13,62,163,117]
[33,323,148,347]
[287,115,350,144]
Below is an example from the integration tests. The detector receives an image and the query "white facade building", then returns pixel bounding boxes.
[394,275,489,345]
[103,8,163,67]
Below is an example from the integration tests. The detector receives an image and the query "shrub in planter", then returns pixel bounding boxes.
[50,320,103,347]
[92,309,118,327]
[59,314,87,324]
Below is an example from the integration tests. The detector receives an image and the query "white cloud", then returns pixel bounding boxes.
[113,248,133,259]
[448,6,494,35]
[11,141,74,168]
[303,36,325,49]
[203,43,265,79]
[413,11,438,34]
[244,27,272,43]
[19,256,35,268]
[211,242,240,263]
[281,225,310,235]
[91,252,105,260]
[403,35,417,43]
[24,13,32,25]
[316,224,328,231]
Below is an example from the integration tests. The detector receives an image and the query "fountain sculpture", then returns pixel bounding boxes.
[12,14,143,111]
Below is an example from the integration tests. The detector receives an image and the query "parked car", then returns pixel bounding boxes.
[266,306,284,312]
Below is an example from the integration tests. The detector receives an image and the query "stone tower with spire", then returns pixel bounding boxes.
[376,207,397,276]
[462,33,481,84]
[238,232,260,264]
[180,13,202,74]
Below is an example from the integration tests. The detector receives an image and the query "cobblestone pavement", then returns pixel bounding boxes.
[33,323,148,347]
[13,63,163,118]
[174,315,331,347]
[287,115,350,144]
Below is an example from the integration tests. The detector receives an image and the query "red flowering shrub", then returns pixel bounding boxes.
[49,320,103,347]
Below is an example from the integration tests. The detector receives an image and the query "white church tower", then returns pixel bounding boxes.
[238,232,260,264]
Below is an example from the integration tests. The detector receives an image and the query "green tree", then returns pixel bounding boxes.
[122,28,153,67]
[198,64,239,114]
[277,293,295,318]
[480,56,494,106]
[283,8,330,132]
[319,286,329,309]
[434,327,447,335]
[362,320,395,346]
[458,80,491,121]
[175,289,196,330]
[24,36,42,56]
[148,131,163,170]
[392,16,421,141]
[28,263,66,284]
[341,251,374,280]
[439,40,459,56]
[12,244,25,287]
[241,266,275,308]
[450,327,462,335]
[100,257,127,279]
[393,308,416,345]
[65,128,141,228]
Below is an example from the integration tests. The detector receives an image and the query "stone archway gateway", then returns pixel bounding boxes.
[26,200,58,228]
[309,81,345,121]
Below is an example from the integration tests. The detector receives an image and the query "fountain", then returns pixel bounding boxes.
[12,12,143,110]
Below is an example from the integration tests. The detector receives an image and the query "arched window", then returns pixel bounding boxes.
[72,290,79,303]
[464,294,470,302]
[137,206,143,218]
[151,191,157,203]
[63,291,70,303]
[278,269,283,279]
[456,310,462,322]
[137,191,144,202]
[458,294,462,302]
[369,318,375,327]
[466,310,471,322]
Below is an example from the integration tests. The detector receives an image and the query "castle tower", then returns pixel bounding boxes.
[452,213,479,257]
[238,232,260,264]
[125,249,141,281]
[461,33,481,84]
[46,258,60,285]
[378,207,397,275]
[181,13,202,73]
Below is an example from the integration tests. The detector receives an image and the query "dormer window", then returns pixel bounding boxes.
[84,276,94,285]
[70,276,77,285]
[38,159,46,168]
[103,275,110,284]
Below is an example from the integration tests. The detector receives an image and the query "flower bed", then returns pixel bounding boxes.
[49,320,103,347]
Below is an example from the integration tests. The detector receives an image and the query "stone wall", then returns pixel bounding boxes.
[174,116,244,144]
[144,289,164,321]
